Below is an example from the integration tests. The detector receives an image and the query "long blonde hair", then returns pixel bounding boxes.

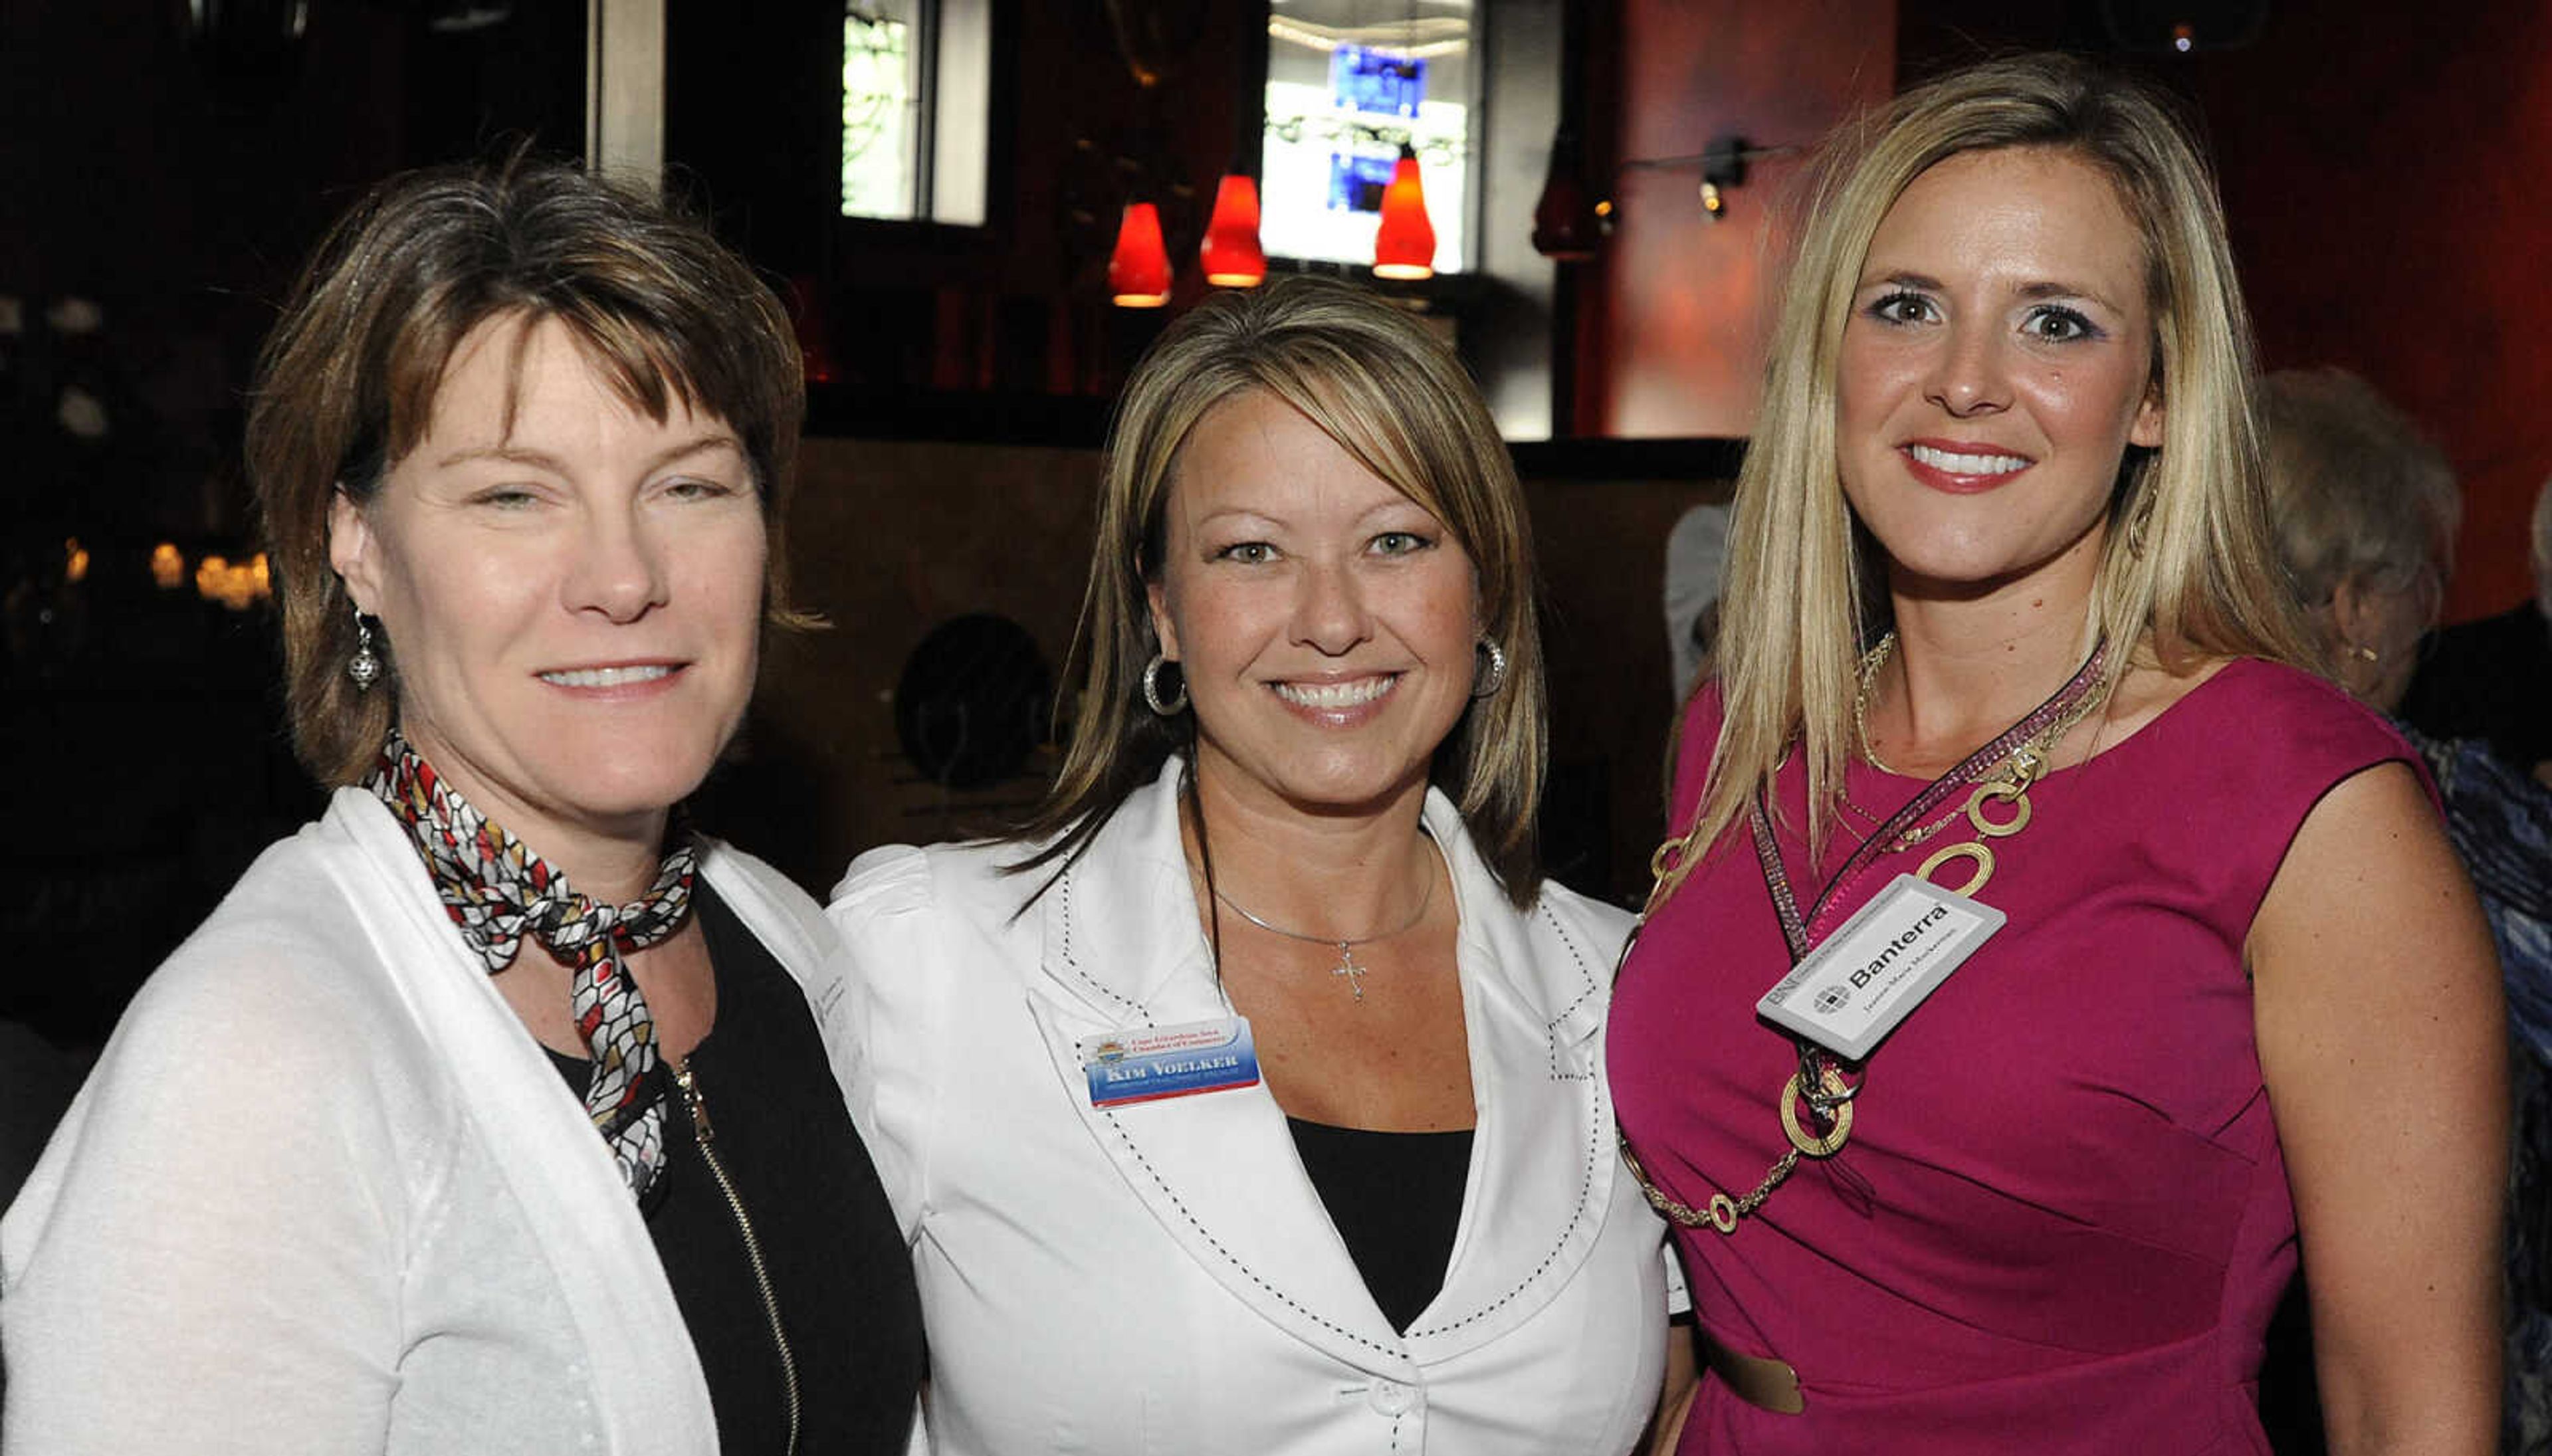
[1689,53,2315,873]
[1012,278,1550,907]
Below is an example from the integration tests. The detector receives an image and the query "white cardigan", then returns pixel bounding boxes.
[1,787,857,1455]
[829,762,1671,1455]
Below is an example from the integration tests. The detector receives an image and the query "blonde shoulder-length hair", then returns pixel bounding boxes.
[1011,276,1548,908]
[1689,52,2315,868]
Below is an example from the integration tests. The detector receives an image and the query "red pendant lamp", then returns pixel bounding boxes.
[1107,201,1173,308]
[1199,174,1267,288]
[1531,124,1602,261]
[1372,142,1436,280]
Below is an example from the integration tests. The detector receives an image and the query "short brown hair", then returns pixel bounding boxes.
[247,157,809,786]
[1014,277,1548,906]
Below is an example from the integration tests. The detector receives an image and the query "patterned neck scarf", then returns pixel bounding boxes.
[368,728,696,1202]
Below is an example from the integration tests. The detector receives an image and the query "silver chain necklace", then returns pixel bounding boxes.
[1212,868,1436,1001]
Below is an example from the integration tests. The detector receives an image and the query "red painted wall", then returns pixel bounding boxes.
[1581,0,1896,437]
[2190,1,2552,621]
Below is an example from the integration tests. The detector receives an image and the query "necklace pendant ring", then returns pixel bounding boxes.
[1706,1193,1739,1233]
[1965,781,2032,839]
[1779,1067,1854,1156]
[1916,839,1995,898]
[1650,835,1691,884]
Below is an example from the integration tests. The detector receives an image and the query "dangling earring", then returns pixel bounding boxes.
[1142,653,1188,715]
[1471,638,1509,700]
[348,603,383,692]
[2346,641,2381,664]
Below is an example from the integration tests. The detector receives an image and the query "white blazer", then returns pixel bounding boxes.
[3,787,854,1455]
[830,760,1671,1455]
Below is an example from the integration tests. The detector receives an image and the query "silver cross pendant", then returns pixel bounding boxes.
[1331,942,1368,1001]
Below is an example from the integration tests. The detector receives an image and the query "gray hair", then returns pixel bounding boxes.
[2260,367,2458,621]
[2534,474,2552,621]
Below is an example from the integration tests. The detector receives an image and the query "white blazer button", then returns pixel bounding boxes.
[1367,1379,1418,1416]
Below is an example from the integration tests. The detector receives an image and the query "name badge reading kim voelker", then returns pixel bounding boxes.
[1079,1015,1262,1108]
[1756,874,2004,1062]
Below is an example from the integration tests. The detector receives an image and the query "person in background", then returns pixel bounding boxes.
[829,276,1686,1455]
[1610,54,2504,1452]
[2401,476,2552,785]
[1665,499,1732,700]
[1,159,922,1454]
[2264,367,2552,1453]
[2260,367,2458,713]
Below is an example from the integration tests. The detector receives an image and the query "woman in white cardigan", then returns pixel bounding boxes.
[1,161,922,1454]
[832,278,1688,1455]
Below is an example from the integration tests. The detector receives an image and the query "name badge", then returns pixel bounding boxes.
[1078,1015,1261,1108]
[1756,874,2003,1061]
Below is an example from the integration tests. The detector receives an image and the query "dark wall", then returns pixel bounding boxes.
[2192,1,2552,622]
[3,0,584,426]
[3,0,587,1041]
[667,0,1267,403]
[3,0,585,558]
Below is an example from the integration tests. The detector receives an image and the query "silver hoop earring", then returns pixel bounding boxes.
[348,604,383,692]
[1471,638,1508,700]
[1142,653,1188,716]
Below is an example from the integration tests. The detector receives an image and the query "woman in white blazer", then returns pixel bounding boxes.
[1,161,922,1454]
[833,278,1690,1454]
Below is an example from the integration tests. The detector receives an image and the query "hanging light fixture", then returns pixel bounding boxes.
[1372,142,1435,280]
[1699,135,1749,225]
[1532,122,1602,261]
[1199,173,1267,288]
[1107,201,1174,307]
[1532,0,1602,261]
[1371,0,1436,281]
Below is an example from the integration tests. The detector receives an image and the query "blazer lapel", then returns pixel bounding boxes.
[1024,762,1417,1374]
[1404,790,1620,1364]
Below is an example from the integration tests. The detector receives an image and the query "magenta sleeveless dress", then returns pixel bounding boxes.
[1610,659,2417,1453]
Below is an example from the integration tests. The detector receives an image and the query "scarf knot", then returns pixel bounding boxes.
[368,729,694,1201]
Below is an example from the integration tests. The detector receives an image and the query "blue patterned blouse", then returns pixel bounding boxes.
[2412,730,2552,1454]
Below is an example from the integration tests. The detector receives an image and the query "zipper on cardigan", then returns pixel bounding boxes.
[674,1055,802,1456]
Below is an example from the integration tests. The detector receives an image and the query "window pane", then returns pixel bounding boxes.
[928,0,990,225]
[843,5,919,219]
[1263,1,1473,273]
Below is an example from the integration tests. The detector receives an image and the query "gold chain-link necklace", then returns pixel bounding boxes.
[1618,639,2111,1233]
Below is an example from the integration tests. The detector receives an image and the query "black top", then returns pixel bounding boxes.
[1287,1116,1476,1334]
[545,883,924,1455]
[2400,601,2552,773]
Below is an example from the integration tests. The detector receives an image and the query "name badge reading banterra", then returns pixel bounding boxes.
[1756,875,2004,1061]
[1079,1016,1261,1109]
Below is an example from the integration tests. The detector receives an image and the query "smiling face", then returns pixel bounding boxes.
[1836,146,2167,600]
[330,313,768,852]
[1146,389,1481,824]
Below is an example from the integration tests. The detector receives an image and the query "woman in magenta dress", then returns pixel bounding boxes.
[1610,54,2505,1453]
